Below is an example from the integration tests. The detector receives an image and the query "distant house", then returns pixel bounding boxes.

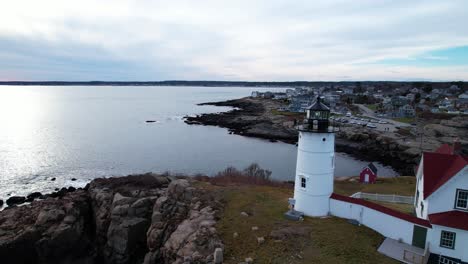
[449,85,460,92]
[459,93,468,100]
[391,96,409,107]
[398,104,415,117]
[288,95,312,112]
[406,93,416,102]
[416,104,430,112]
[273,92,287,100]
[431,107,440,113]
[360,163,378,184]
[432,89,441,95]
[262,91,274,99]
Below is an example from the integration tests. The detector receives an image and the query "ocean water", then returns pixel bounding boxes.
[0,85,397,200]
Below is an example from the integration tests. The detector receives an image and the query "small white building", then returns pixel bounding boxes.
[414,143,468,263]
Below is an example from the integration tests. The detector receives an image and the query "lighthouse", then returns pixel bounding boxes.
[293,96,335,217]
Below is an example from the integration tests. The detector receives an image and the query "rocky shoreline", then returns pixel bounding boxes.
[185,97,468,175]
[0,174,224,264]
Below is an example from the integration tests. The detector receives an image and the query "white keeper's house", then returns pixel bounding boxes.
[291,97,468,264]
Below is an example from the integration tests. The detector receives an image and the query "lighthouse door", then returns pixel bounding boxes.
[364,174,369,183]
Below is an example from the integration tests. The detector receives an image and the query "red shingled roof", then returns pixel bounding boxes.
[330,193,432,228]
[429,211,468,231]
[435,144,455,154]
[422,150,467,199]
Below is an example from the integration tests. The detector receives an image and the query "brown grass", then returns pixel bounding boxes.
[334,176,416,196]
[209,185,398,264]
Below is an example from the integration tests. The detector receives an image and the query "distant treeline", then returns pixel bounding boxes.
[0,80,465,88]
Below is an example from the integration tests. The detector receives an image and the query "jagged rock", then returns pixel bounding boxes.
[0,174,222,264]
[35,209,65,225]
[27,192,43,201]
[0,190,93,264]
[6,196,26,206]
[145,179,223,264]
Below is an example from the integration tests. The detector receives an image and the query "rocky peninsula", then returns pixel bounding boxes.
[185,97,468,175]
[0,174,223,264]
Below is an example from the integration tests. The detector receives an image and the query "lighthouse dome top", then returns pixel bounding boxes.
[306,96,330,111]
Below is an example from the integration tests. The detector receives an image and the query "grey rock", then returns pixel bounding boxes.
[257,237,265,244]
[35,209,65,225]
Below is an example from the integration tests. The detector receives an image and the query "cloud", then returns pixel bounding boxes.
[0,0,467,81]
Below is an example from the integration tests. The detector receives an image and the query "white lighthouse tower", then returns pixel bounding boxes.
[293,97,335,217]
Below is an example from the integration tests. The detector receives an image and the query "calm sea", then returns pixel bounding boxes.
[0,85,397,199]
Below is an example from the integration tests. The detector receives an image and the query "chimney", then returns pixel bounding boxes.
[453,138,461,155]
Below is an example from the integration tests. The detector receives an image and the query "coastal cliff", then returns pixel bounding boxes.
[0,174,223,264]
[185,97,468,175]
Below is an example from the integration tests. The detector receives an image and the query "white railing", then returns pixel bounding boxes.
[351,192,415,204]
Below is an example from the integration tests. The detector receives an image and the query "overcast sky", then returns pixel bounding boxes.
[1,0,468,81]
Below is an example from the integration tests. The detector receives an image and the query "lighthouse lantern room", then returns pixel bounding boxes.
[293,96,335,217]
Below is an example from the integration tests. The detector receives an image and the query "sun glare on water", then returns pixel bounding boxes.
[0,87,51,186]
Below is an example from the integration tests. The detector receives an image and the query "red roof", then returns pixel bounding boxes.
[435,144,455,154]
[429,211,468,231]
[422,151,467,199]
[330,193,432,228]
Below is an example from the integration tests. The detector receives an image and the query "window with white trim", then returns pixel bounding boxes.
[301,177,306,188]
[455,189,468,210]
[440,231,456,249]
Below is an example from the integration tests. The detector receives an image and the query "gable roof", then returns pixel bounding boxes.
[422,150,467,199]
[330,193,432,228]
[366,163,378,174]
[429,211,468,231]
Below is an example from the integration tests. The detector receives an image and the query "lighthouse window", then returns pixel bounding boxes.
[322,138,326,141]
[301,177,306,188]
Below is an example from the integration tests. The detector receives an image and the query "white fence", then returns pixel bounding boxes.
[330,198,416,244]
[351,192,415,205]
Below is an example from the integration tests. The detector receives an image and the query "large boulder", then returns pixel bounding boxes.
[0,190,93,264]
[6,196,26,206]
[144,179,223,264]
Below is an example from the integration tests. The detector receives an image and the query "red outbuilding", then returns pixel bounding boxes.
[360,163,378,184]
